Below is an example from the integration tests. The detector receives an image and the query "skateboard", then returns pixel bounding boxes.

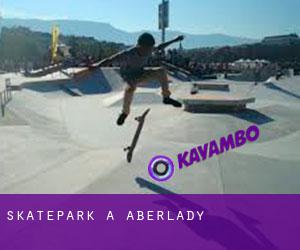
[124,109,151,163]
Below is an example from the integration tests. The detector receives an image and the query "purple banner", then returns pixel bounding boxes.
[0,186,299,249]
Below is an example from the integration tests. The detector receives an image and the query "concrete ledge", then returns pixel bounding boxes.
[193,82,230,91]
[181,94,255,113]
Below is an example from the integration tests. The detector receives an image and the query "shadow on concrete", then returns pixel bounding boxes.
[135,177,278,250]
[264,82,300,100]
[231,109,275,125]
[59,84,82,97]
[23,69,112,96]
[184,107,273,125]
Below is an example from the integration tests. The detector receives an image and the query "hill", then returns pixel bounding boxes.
[0,18,258,48]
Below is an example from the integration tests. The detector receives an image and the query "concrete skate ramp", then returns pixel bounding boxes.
[264,82,300,100]
[2,74,300,194]
[0,108,28,127]
[22,68,125,96]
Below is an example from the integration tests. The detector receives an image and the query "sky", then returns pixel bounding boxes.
[1,0,300,39]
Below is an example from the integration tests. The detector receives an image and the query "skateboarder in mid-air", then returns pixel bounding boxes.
[82,33,184,126]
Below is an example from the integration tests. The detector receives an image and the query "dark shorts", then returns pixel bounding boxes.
[120,67,166,87]
[120,68,145,83]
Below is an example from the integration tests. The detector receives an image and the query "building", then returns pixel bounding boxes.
[262,34,300,45]
[233,59,270,70]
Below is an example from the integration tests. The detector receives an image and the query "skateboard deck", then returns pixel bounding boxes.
[124,109,151,163]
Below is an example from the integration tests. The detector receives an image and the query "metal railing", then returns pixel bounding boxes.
[0,78,13,117]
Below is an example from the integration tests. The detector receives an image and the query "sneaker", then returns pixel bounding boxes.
[163,97,182,108]
[117,113,128,126]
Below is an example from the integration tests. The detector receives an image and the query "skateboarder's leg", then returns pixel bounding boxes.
[153,67,171,98]
[117,83,137,126]
[122,84,137,115]
[138,67,182,108]
[138,67,171,97]
[122,67,169,114]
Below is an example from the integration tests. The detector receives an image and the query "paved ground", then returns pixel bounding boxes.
[0,69,300,194]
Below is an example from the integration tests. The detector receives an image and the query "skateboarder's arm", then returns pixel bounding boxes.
[92,50,127,67]
[154,35,185,51]
[73,50,128,78]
